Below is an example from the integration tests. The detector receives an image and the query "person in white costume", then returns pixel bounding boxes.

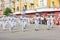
[0,17,3,28]
[40,16,44,24]
[8,16,16,32]
[50,16,54,28]
[20,15,28,32]
[2,16,8,30]
[34,14,39,31]
[46,16,51,30]
[46,15,54,30]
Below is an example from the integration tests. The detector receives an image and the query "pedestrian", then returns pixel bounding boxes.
[8,16,16,32]
[20,15,27,32]
[40,16,44,24]
[34,14,39,31]
[50,16,54,28]
[46,16,51,30]
[44,17,47,25]
[2,16,7,30]
[0,17,2,28]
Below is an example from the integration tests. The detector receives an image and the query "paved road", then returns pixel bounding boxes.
[0,24,60,40]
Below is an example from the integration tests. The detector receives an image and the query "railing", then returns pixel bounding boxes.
[25,7,60,13]
[13,7,60,14]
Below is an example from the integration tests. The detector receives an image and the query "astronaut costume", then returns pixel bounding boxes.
[8,16,16,32]
[46,16,51,30]
[46,16,54,30]
[0,17,3,28]
[2,16,8,30]
[34,15,39,31]
[20,15,28,32]
[50,16,54,28]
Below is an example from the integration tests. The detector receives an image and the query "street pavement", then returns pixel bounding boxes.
[0,24,60,40]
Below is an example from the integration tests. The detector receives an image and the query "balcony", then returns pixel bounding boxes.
[13,7,60,14]
[25,7,60,13]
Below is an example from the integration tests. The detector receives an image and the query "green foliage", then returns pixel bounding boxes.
[3,7,12,16]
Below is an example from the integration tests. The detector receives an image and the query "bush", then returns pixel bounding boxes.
[3,7,12,16]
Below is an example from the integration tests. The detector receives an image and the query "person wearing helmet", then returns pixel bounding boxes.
[20,14,27,32]
[2,15,7,30]
[34,13,40,31]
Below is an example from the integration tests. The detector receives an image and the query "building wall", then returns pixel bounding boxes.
[0,0,60,13]
[38,0,47,8]
[19,0,24,11]
[34,0,38,9]
[47,0,59,7]
[1,0,5,11]
[11,0,16,12]
[0,0,2,10]
[0,0,12,11]
[12,0,47,12]
[0,0,5,16]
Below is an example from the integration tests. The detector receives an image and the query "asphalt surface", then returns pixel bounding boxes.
[0,24,60,40]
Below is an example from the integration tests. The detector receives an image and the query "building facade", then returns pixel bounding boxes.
[12,0,60,11]
[0,0,60,18]
[0,0,12,16]
[47,0,60,7]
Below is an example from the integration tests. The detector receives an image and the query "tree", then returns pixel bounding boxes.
[3,7,12,16]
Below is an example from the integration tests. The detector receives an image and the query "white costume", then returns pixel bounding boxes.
[9,17,16,32]
[40,17,44,24]
[50,16,54,28]
[0,17,3,28]
[34,16,39,31]
[20,16,28,32]
[2,16,7,30]
[46,17,51,29]
[46,16,54,30]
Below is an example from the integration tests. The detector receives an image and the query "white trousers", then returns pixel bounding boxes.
[47,21,51,29]
[50,21,54,28]
[9,21,16,32]
[0,22,2,27]
[21,22,26,32]
[2,21,7,30]
[35,21,39,29]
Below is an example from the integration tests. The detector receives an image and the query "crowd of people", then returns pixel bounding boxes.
[0,14,60,32]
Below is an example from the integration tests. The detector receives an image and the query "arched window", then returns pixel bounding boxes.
[52,1,55,7]
[24,5,27,10]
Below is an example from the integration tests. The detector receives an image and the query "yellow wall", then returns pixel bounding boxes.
[19,0,24,11]
[47,0,59,7]
[12,0,38,11]
[54,0,59,7]
[47,0,51,7]
[14,0,16,11]
[26,0,30,10]
[34,0,38,9]
[11,0,16,12]
[12,0,60,12]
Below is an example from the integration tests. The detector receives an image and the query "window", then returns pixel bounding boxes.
[24,5,27,10]
[38,0,45,8]
[59,0,60,6]
[28,0,34,3]
[0,3,2,10]
[17,7,19,11]
[22,0,26,4]
[30,3,34,9]
[52,1,55,7]
[13,8,15,12]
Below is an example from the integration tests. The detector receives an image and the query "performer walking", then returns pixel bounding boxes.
[34,14,39,31]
